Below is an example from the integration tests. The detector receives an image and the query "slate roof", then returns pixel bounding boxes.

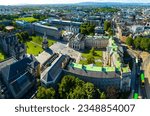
[1,55,39,83]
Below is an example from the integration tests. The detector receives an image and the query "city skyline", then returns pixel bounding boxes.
[0,0,149,5]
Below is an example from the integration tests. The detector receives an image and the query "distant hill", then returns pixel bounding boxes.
[74,2,150,6]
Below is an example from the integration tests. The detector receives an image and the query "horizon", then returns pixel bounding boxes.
[0,0,149,5]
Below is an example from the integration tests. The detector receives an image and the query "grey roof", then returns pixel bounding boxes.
[0,57,17,70]
[10,72,34,97]
[41,54,66,84]
[67,66,121,79]
[1,56,39,83]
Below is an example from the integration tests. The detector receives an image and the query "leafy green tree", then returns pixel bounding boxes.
[133,37,141,49]
[58,75,106,99]
[100,92,106,99]
[140,38,150,51]
[84,82,96,99]
[108,27,113,36]
[16,33,23,42]
[58,75,76,98]
[90,47,96,56]
[36,86,55,99]
[106,86,119,99]
[104,21,111,31]
[68,86,85,99]
[87,55,95,64]
[80,22,95,35]
[126,36,133,46]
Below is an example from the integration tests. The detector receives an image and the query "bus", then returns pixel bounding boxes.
[133,93,138,99]
[140,73,145,87]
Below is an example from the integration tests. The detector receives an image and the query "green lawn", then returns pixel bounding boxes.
[26,42,43,56]
[81,49,103,60]
[0,47,7,61]
[79,49,103,66]
[25,36,56,56]
[31,36,56,47]
[16,17,38,23]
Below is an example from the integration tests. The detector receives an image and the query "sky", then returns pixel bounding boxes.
[0,0,149,5]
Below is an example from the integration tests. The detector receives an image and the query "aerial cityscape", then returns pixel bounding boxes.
[0,0,150,99]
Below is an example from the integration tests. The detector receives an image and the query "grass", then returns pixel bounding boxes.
[16,17,38,23]
[79,49,103,66]
[81,49,103,60]
[26,42,43,56]
[31,36,56,47]
[25,36,57,56]
[0,47,7,61]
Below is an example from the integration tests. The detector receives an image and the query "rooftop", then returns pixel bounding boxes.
[69,63,130,73]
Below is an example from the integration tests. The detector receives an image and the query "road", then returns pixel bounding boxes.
[127,49,147,99]
[142,55,150,98]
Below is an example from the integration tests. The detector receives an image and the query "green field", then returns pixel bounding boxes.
[26,42,43,56]
[79,49,103,66]
[31,36,56,47]
[0,47,6,61]
[26,36,56,56]
[16,17,38,23]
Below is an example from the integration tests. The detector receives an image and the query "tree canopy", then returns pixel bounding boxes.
[132,36,150,51]
[16,31,30,42]
[80,22,95,35]
[58,75,106,99]
[126,36,133,46]
[36,86,56,99]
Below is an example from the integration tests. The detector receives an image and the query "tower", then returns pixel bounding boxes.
[42,32,48,49]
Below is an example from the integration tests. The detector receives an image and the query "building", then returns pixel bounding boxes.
[63,37,131,91]
[41,54,70,87]
[33,23,61,39]
[0,55,40,98]
[85,35,109,49]
[68,34,110,50]
[95,26,105,35]
[0,31,26,60]
[64,62,131,91]
[68,33,85,51]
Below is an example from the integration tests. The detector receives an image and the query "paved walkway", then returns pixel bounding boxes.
[31,41,42,47]
[36,42,81,65]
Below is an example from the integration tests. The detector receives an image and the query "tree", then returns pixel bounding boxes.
[80,22,95,35]
[100,92,106,99]
[133,37,141,49]
[126,36,133,46]
[87,55,95,64]
[36,86,55,99]
[58,75,106,99]
[68,86,85,99]
[16,33,23,42]
[58,75,76,98]
[84,82,96,99]
[140,38,149,51]
[108,27,113,36]
[104,21,111,31]
[90,47,96,56]
[106,86,119,99]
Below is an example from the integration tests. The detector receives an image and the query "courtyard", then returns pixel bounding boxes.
[79,49,103,66]
[26,36,56,56]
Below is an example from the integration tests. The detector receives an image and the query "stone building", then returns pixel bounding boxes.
[68,33,85,51]
[33,23,61,40]
[0,31,26,60]
[0,55,40,98]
